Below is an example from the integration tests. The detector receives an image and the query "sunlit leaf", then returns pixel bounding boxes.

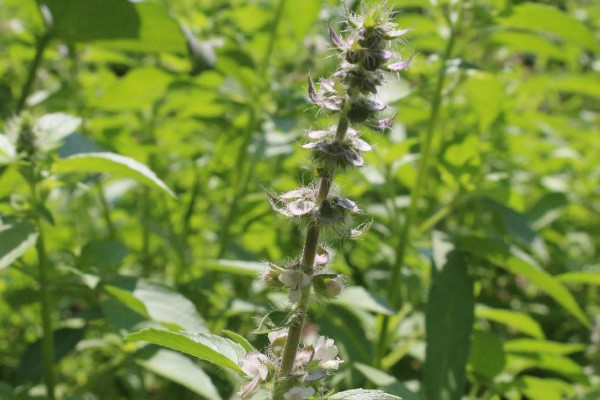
[126,328,246,373]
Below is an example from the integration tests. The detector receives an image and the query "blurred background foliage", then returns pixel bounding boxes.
[0,0,599,399]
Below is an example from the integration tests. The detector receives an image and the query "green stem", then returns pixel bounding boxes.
[28,179,56,400]
[17,32,51,113]
[217,0,286,257]
[97,181,116,240]
[375,1,464,368]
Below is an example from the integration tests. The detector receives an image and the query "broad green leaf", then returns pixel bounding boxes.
[0,135,16,165]
[457,236,589,327]
[0,222,38,271]
[93,67,172,111]
[498,3,600,52]
[558,272,600,286]
[355,363,421,400]
[333,286,394,315]
[504,339,585,355]
[16,328,84,384]
[527,192,568,230]
[104,286,150,318]
[475,305,544,339]
[203,259,265,277]
[105,278,207,333]
[463,72,504,132]
[507,353,586,382]
[468,330,505,381]
[53,152,175,197]
[423,232,474,400]
[126,328,246,373]
[491,31,567,61]
[41,0,186,53]
[330,389,401,400]
[136,348,222,400]
[223,330,255,353]
[515,376,575,400]
[37,113,82,151]
[78,240,129,271]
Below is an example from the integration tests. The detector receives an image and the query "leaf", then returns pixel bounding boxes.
[515,376,575,400]
[203,259,265,277]
[78,240,129,271]
[37,113,82,150]
[0,134,16,165]
[330,389,401,400]
[223,330,255,353]
[53,152,175,197]
[526,192,568,230]
[333,286,394,315]
[0,222,38,271]
[253,310,294,334]
[126,328,246,374]
[457,236,589,327]
[105,277,207,333]
[41,0,186,53]
[463,72,504,132]
[423,232,474,400]
[468,330,505,381]
[558,272,600,286]
[354,363,421,400]
[498,3,600,52]
[504,339,585,355]
[475,305,545,339]
[136,348,222,400]
[16,328,85,384]
[93,67,172,111]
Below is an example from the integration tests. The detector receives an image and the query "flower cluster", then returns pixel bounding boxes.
[240,2,410,398]
[239,330,343,398]
[263,247,344,303]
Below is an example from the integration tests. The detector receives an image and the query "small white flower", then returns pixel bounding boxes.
[284,386,315,400]
[312,336,343,369]
[238,352,269,398]
[279,270,312,302]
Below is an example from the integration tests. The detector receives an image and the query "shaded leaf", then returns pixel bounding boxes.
[0,222,38,271]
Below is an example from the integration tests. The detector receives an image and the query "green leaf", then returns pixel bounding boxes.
[354,363,421,400]
[468,330,505,381]
[457,236,589,327]
[0,222,38,271]
[37,113,82,151]
[0,135,16,165]
[330,389,401,400]
[203,259,265,277]
[78,240,129,271]
[126,328,246,374]
[94,67,172,111]
[253,310,294,334]
[53,152,175,197]
[16,328,85,384]
[475,305,545,339]
[223,330,255,353]
[498,3,600,52]
[42,0,186,53]
[423,232,474,400]
[333,286,394,315]
[514,376,575,400]
[558,272,600,286]
[463,72,504,132]
[504,339,585,355]
[105,278,207,333]
[136,348,222,400]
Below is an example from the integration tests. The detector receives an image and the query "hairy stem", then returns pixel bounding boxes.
[28,179,56,400]
[217,0,286,257]
[272,113,348,399]
[375,1,464,367]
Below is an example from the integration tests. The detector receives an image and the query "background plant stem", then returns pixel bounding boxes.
[375,1,464,368]
[217,0,286,257]
[28,179,56,400]
[17,32,51,113]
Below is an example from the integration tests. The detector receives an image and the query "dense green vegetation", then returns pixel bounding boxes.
[0,0,599,400]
